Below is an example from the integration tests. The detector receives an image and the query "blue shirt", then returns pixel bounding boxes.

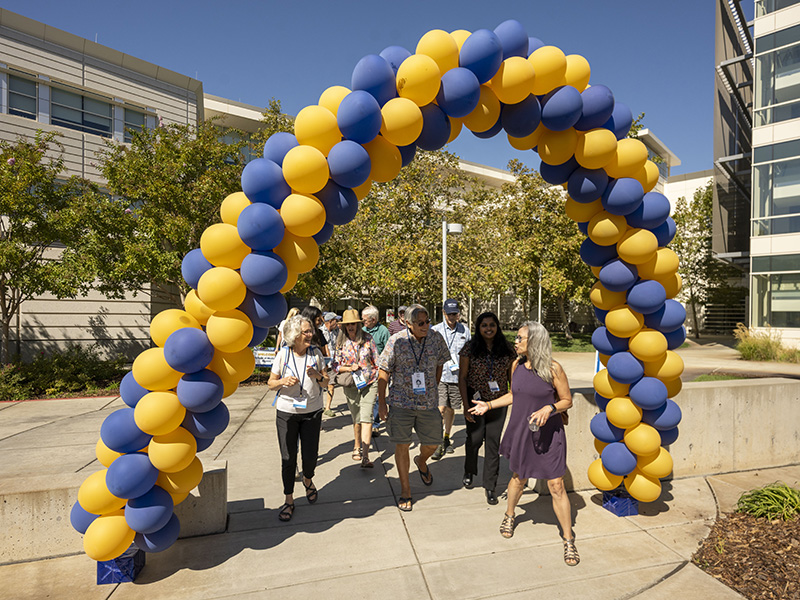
[430,321,471,384]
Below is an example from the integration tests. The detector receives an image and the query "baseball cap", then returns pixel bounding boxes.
[323,312,338,322]
[398,305,407,314]
[443,299,459,314]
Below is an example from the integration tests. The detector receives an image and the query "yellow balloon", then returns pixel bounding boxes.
[638,248,680,280]
[83,513,136,561]
[274,232,320,273]
[78,469,126,515]
[363,136,402,183]
[134,391,186,436]
[149,427,197,473]
[396,54,441,106]
[282,145,330,194]
[643,350,684,381]
[169,491,190,506]
[633,160,660,193]
[624,469,662,502]
[184,289,215,326]
[566,196,603,222]
[150,309,201,347]
[594,438,609,455]
[280,270,298,294]
[623,423,661,457]
[590,281,627,311]
[665,377,682,398]
[593,369,629,398]
[132,347,183,391]
[199,223,250,269]
[617,228,658,265]
[587,458,623,491]
[508,123,545,151]
[208,347,256,383]
[157,456,204,494]
[604,138,649,179]
[447,117,464,143]
[206,309,253,354]
[463,85,501,133]
[606,396,643,429]
[416,29,459,74]
[598,352,610,366]
[591,265,603,278]
[380,97,424,147]
[318,85,351,117]
[280,193,326,237]
[575,129,618,170]
[588,211,628,246]
[450,29,471,50]
[538,127,578,165]
[564,54,591,91]
[528,46,567,95]
[220,192,251,226]
[222,379,239,398]
[489,57,536,104]
[96,438,123,468]
[293,105,341,156]
[605,305,644,338]
[197,267,247,312]
[637,447,674,479]
[628,328,668,362]
[658,272,683,299]
[353,178,372,201]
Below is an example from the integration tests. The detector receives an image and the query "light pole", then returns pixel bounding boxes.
[442,217,463,304]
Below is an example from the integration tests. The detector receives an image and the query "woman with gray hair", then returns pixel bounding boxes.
[469,321,578,566]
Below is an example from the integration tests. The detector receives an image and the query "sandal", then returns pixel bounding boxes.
[414,455,433,486]
[303,479,318,504]
[398,496,413,512]
[360,455,374,468]
[500,513,515,538]
[352,447,362,461]
[278,502,294,521]
[563,537,580,566]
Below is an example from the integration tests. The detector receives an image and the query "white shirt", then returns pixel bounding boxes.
[272,347,325,414]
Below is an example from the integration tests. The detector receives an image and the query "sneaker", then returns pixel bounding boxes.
[442,436,453,454]
[430,443,445,461]
[323,408,335,417]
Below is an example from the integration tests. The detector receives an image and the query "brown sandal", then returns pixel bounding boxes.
[563,537,580,566]
[500,513,515,538]
[352,447,362,461]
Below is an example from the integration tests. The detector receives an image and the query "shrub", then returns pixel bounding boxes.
[733,323,799,363]
[736,482,800,521]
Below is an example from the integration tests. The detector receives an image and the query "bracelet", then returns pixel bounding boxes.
[550,403,557,415]
[487,400,492,409]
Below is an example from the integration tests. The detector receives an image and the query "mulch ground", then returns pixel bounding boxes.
[693,512,800,599]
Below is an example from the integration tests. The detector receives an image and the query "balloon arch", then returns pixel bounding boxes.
[71,20,686,562]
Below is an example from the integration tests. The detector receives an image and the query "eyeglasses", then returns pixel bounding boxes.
[514,335,523,341]
[413,319,431,326]
[301,329,314,336]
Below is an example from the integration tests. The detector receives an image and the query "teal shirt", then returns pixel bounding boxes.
[363,323,390,354]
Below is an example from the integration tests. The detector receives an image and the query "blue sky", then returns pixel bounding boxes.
[4,0,748,176]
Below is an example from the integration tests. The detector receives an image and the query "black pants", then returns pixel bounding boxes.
[276,409,322,495]
[464,404,507,492]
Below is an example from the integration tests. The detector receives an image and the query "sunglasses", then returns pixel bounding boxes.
[413,319,431,326]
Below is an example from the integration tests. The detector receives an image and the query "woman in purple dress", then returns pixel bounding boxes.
[470,321,579,566]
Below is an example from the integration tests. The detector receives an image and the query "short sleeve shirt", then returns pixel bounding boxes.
[379,329,451,410]
[459,346,514,402]
[363,323,390,354]
[431,321,471,384]
[332,334,380,386]
[272,346,326,414]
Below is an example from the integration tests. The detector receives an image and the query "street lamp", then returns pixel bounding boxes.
[442,217,463,304]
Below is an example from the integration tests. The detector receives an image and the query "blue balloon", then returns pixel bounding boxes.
[182,402,230,439]
[120,371,149,409]
[603,102,633,140]
[629,377,668,410]
[577,221,590,235]
[540,156,579,185]
[644,299,686,333]
[659,426,680,446]
[594,392,611,411]
[626,280,667,315]
[599,259,638,292]
[239,290,287,329]
[590,412,624,443]
[379,45,411,75]
[177,369,224,413]
[351,54,396,106]
[580,238,618,267]
[606,351,644,385]
[540,86,583,131]
[472,116,502,139]
[568,167,608,203]
[652,217,677,247]
[527,36,545,55]
[592,326,629,355]
[70,501,98,534]
[494,19,528,59]
[134,513,180,553]
[241,158,291,209]
[416,104,451,151]
[316,180,358,226]
[106,453,159,500]
[398,143,416,167]
[602,178,644,216]
[327,140,371,189]
[337,90,382,144]
[626,192,671,230]
[664,325,687,350]
[594,307,608,324]
[237,202,284,252]
[575,85,615,131]
[249,326,269,348]
[437,67,481,118]
[195,435,215,452]
[313,221,335,245]
[181,248,213,290]
[642,399,682,431]
[601,442,637,476]
[239,251,288,296]
[126,485,174,534]
[164,328,214,374]
[262,132,298,166]
[101,408,151,454]
[459,29,503,83]
[501,95,541,138]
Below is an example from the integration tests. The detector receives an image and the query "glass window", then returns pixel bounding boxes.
[8,75,37,119]
[752,253,800,272]
[754,98,800,126]
[123,108,146,143]
[753,157,800,235]
[756,41,800,110]
[51,87,112,137]
[752,273,800,327]
[756,0,800,17]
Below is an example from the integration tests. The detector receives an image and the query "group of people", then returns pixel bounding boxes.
[267,301,580,567]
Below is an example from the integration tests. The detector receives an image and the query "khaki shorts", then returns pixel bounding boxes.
[343,383,377,424]
[386,406,443,446]
[438,382,462,410]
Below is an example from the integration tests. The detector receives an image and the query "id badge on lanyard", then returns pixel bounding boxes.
[293,392,308,409]
[353,369,367,389]
[448,353,459,373]
[412,371,426,395]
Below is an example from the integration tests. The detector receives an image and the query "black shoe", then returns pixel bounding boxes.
[463,473,473,488]
[486,489,498,505]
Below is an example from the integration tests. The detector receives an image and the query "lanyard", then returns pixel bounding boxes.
[443,323,459,351]
[407,329,427,369]
[288,349,310,390]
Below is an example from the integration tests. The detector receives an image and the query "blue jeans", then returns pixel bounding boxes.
[372,400,381,428]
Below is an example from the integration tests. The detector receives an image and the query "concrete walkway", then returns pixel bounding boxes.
[1,341,799,599]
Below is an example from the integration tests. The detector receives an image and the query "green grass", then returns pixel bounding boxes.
[692,373,751,382]
[736,482,800,521]
[503,331,594,353]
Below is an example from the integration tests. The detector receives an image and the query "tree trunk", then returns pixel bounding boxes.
[1,317,10,365]
[557,297,573,340]
[690,290,701,340]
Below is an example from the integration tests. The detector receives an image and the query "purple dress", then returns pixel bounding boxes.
[499,363,566,480]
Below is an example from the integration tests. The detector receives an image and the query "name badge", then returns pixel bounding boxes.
[353,369,367,389]
[448,362,459,373]
[293,392,308,409]
[488,380,500,393]
[412,371,426,395]
[472,390,482,402]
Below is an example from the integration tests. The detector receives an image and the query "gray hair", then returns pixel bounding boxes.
[521,321,554,385]
[283,315,313,348]
[405,304,428,326]
[362,305,379,321]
